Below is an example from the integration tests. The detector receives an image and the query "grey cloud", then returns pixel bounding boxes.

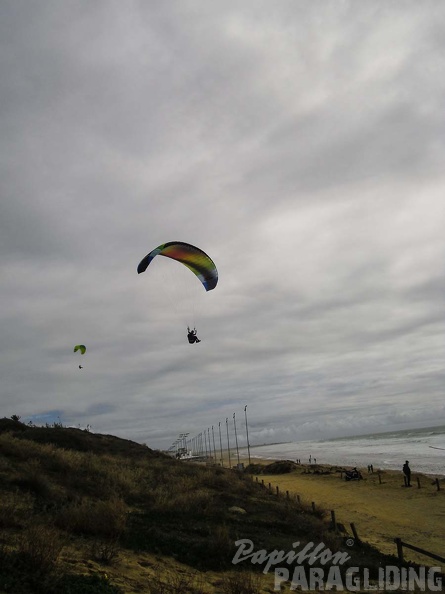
[1,1,444,450]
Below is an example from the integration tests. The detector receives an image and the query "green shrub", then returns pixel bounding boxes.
[17,523,65,574]
[153,486,216,516]
[12,460,53,499]
[56,497,127,539]
[207,524,235,567]
[90,538,120,565]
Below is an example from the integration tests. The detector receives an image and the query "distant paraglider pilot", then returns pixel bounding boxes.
[187,327,201,344]
[79,365,83,369]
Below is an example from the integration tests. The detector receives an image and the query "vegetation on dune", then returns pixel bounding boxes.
[0,417,405,593]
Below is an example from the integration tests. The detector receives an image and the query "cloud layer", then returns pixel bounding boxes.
[1,1,444,449]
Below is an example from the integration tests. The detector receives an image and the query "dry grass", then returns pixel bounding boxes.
[0,432,148,502]
[0,491,34,529]
[147,566,211,594]
[219,571,263,594]
[0,420,357,592]
[56,497,128,539]
[17,523,65,573]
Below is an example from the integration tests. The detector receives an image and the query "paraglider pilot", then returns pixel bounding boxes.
[187,327,201,344]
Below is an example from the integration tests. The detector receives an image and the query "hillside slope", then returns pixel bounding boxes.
[0,419,402,593]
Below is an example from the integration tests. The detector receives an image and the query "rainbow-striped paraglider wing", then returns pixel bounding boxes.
[137,242,218,291]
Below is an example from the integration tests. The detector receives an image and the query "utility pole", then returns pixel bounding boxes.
[225,417,231,468]
[218,421,224,466]
[233,412,240,466]
[212,426,217,462]
[204,429,208,458]
[244,405,251,465]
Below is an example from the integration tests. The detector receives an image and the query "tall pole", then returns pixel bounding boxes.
[204,429,208,458]
[226,417,231,468]
[218,421,224,467]
[244,405,251,465]
[233,412,240,466]
[212,426,217,462]
[207,428,211,460]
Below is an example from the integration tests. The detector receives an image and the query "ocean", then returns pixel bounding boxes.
[242,425,445,476]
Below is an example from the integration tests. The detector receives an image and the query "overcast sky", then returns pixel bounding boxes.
[1,1,444,451]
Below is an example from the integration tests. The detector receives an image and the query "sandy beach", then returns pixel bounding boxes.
[247,460,445,566]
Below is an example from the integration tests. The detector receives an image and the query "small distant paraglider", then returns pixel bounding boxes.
[74,344,86,369]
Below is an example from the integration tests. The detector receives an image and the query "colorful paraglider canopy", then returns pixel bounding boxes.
[137,241,218,291]
[74,345,86,354]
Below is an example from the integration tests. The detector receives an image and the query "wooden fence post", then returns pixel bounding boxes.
[331,510,337,532]
[417,477,421,489]
[435,478,441,491]
[276,486,279,496]
[296,494,301,504]
[350,523,359,542]
[378,471,382,484]
[286,490,289,500]
[394,538,404,563]
[393,539,445,564]
[311,501,316,513]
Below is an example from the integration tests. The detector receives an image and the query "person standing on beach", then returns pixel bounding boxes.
[403,460,411,487]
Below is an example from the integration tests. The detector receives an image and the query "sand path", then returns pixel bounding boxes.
[255,465,445,566]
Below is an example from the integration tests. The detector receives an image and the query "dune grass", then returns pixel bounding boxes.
[1,419,426,593]
[0,419,333,593]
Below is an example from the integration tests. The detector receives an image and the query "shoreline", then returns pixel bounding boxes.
[247,454,445,478]
[201,448,445,478]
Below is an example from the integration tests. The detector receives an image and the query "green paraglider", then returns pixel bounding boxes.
[74,345,86,368]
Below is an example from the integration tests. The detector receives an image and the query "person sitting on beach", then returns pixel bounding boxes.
[403,460,411,487]
[345,467,362,481]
